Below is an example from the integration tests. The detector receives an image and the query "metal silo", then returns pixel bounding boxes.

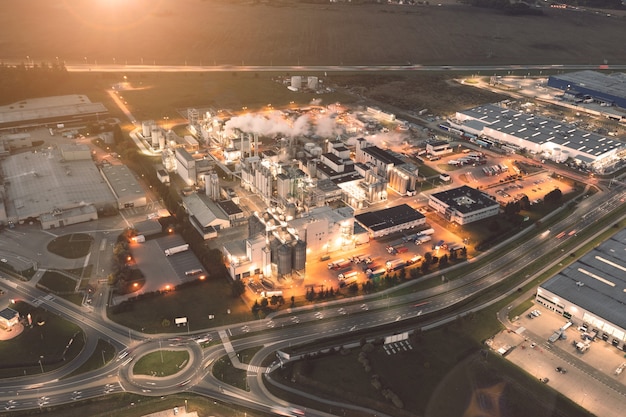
[142,120,154,137]
[269,236,282,263]
[292,240,306,271]
[277,244,292,275]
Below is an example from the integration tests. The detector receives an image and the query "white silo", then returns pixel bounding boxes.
[291,76,302,90]
[142,120,155,137]
[151,127,160,147]
[307,76,318,90]
[205,172,220,200]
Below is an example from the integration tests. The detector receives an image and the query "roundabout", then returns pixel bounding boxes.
[118,337,206,395]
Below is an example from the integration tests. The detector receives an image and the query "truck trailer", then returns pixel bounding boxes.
[366,267,386,279]
[415,235,432,245]
[386,259,407,271]
[164,244,189,256]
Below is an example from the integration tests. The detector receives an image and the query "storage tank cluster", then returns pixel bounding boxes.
[275,239,307,276]
[291,76,302,90]
[389,168,411,195]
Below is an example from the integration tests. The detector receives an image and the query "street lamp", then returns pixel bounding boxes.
[101,350,106,366]
[38,356,44,373]
[159,340,163,363]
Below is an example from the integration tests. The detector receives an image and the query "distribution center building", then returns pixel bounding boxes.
[536,228,626,350]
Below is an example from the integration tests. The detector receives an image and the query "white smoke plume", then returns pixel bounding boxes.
[315,114,341,138]
[363,131,408,151]
[223,110,341,139]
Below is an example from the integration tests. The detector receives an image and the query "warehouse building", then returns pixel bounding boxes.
[355,204,425,239]
[181,193,230,240]
[428,185,499,225]
[0,95,108,130]
[1,147,117,226]
[547,70,626,110]
[100,165,147,209]
[453,104,625,174]
[536,228,626,350]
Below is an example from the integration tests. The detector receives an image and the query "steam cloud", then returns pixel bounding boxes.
[223,111,340,139]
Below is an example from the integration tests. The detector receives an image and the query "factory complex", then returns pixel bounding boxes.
[1,70,626,285]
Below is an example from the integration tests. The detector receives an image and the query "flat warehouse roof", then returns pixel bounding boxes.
[0,95,107,128]
[355,204,424,232]
[458,104,624,158]
[549,70,626,101]
[540,228,626,331]
[2,149,116,220]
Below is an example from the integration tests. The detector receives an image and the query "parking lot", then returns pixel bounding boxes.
[115,234,206,304]
[491,303,626,417]
[434,146,574,206]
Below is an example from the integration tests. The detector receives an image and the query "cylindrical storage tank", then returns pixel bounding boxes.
[286,203,297,220]
[291,76,302,89]
[304,142,315,152]
[151,128,160,147]
[158,135,165,150]
[292,240,306,271]
[277,244,292,275]
[142,120,154,137]
[311,146,323,157]
[269,237,281,262]
[296,151,305,159]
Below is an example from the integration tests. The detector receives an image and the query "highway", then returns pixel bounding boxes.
[1,174,624,414]
[34,63,626,74]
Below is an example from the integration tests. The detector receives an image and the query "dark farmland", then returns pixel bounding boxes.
[1,0,625,67]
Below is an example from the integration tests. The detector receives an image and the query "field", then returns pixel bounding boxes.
[1,0,625,67]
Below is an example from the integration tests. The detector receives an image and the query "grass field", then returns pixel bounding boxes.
[0,302,85,378]
[37,271,78,293]
[108,278,254,332]
[133,350,190,377]
[270,326,594,417]
[46,233,94,259]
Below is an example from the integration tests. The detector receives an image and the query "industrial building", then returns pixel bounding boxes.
[428,185,500,225]
[0,95,108,130]
[355,204,425,239]
[223,205,357,282]
[181,193,231,240]
[100,165,147,210]
[0,145,117,226]
[175,147,214,186]
[536,228,626,350]
[451,103,626,174]
[547,70,626,111]
[0,308,19,329]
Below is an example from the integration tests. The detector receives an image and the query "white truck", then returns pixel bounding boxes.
[132,235,145,243]
[415,235,432,245]
[386,259,407,271]
[164,244,189,256]
[338,271,357,280]
[261,290,283,298]
[417,228,435,236]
